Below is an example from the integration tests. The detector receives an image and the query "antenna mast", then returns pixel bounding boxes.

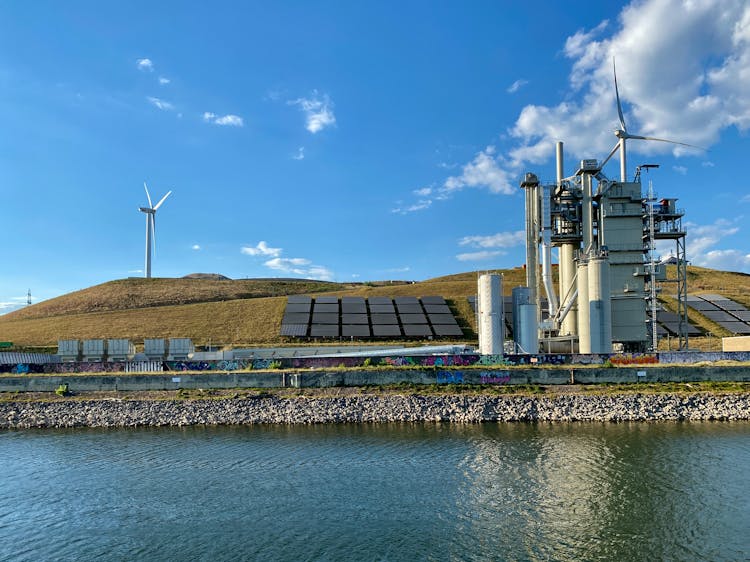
[27,289,31,306]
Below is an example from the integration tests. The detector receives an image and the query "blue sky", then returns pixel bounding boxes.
[2,0,750,313]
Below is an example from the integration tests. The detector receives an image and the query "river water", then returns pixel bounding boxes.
[1,422,749,561]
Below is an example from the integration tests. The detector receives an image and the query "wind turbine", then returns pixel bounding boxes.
[601,59,702,182]
[139,182,172,278]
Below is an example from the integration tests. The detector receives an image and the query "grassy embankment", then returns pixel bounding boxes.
[0,266,748,351]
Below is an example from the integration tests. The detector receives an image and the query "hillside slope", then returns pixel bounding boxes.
[0,266,748,349]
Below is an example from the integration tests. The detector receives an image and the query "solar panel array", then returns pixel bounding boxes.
[688,294,750,334]
[280,295,464,339]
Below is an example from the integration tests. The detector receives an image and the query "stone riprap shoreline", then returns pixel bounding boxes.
[2,392,750,428]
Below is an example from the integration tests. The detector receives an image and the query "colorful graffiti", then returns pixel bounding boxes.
[480,373,511,384]
[609,354,659,365]
[436,370,464,384]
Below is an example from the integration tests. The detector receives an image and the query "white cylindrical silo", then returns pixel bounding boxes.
[512,286,538,354]
[587,255,612,354]
[477,274,504,355]
[577,260,591,353]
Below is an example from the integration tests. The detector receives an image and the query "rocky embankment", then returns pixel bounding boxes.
[2,392,750,428]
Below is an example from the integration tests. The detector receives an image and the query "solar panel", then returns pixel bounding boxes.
[371,313,398,325]
[656,311,681,323]
[310,325,339,337]
[368,297,392,305]
[718,301,748,312]
[433,324,464,337]
[311,313,338,324]
[394,296,419,305]
[341,303,367,314]
[403,325,433,337]
[341,313,368,324]
[399,313,428,325]
[284,303,312,313]
[468,297,477,313]
[661,322,703,336]
[315,296,339,304]
[428,313,459,325]
[688,301,721,312]
[730,310,750,322]
[282,312,310,324]
[280,324,308,337]
[372,325,402,337]
[702,310,738,323]
[700,293,730,302]
[341,297,366,304]
[342,325,371,337]
[396,304,423,314]
[313,303,338,313]
[369,304,395,313]
[420,296,446,305]
[713,321,750,334]
[287,295,312,304]
[423,304,451,314]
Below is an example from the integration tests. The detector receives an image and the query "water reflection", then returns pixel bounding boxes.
[1,423,748,561]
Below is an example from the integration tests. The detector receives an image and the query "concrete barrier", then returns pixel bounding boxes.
[1,365,750,393]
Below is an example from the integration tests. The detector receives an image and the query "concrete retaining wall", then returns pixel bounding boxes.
[1,365,750,393]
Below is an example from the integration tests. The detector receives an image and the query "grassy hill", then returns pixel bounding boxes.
[0,266,748,351]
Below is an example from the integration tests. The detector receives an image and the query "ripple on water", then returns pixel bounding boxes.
[0,422,748,561]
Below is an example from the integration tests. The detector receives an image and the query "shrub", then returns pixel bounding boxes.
[55,384,69,397]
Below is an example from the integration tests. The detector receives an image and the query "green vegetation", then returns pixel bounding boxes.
[55,384,69,396]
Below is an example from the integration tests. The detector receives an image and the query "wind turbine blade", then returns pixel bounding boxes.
[627,135,704,150]
[143,182,153,208]
[600,142,620,169]
[153,190,172,210]
[613,58,627,131]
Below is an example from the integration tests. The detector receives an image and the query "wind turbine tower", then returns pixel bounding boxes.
[139,182,172,279]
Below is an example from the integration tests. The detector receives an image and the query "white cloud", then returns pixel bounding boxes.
[391,200,432,214]
[289,91,336,133]
[456,250,505,262]
[192,244,201,251]
[507,79,528,93]
[264,257,333,281]
[696,249,750,273]
[292,147,305,160]
[413,187,432,196]
[203,112,244,127]
[137,58,154,72]
[702,161,715,167]
[686,218,740,258]
[159,77,170,85]
[241,241,282,257]
[384,267,411,273]
[147,96,174,111]
[459,230,526,249]
[397,0,750,216]
[672,165,688,175]
[442,146,516,195]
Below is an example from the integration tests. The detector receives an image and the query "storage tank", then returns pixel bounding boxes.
[477,274,504,355]
[57,339,80,362]
[587,255,613,353]
[512,286,538,354]
[577,260,591,353]
[144,338,166,359]
[168,338,194,360]
[82,339,105,361]
[107,339,135,362]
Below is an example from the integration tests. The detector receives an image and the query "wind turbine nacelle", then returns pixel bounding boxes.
[139,207,154,213]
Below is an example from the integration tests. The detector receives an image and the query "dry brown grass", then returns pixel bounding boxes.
[1,265,748,349]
